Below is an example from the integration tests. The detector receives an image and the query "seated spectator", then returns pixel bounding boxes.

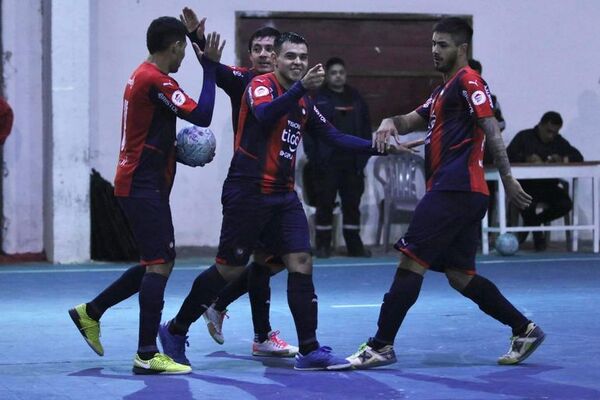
[303,57,372,258]
[507,111,583,250]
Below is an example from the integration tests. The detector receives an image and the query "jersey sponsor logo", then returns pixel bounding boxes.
[171,90,186,107]
[253,85,270,98]
[462,90,474,114]
[158,92,178,113]
[313,105,327,124]
[281,121,301,153]
[127,77,135,87]
[233,70,244,77]
[471,90,487,106]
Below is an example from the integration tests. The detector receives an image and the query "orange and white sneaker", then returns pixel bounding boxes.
[252,330,298,357]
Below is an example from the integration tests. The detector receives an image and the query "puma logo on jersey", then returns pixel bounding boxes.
[468,80,479,87]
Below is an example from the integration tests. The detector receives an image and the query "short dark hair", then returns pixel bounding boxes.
[274,32,308,54]
[325,57,345,71]
[146,16,187,54]
[247,26,281,51]
[540,111,563,126]
[433,17,473,45]
[468,59,482,73]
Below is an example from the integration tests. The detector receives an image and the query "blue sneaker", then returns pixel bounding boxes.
[294,346,352,371]
[158,322,190,366]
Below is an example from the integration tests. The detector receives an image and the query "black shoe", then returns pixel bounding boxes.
[533,232,547,251]
[348,248,372,258]
[315,247,331,258]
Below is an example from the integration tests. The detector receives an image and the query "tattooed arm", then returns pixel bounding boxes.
[479,117,532,209]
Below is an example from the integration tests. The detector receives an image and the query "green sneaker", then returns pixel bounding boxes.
[68,303,104,356]
[133,353,192,375]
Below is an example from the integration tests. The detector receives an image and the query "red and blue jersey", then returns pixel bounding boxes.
[215,64,258,134]
[228,72,376,194]
[114,61,216,198]
[416,66,494,195]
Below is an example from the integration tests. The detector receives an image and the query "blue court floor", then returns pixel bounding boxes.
[1,252,600,400]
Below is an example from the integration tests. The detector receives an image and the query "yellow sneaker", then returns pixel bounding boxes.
[133,353,192,375]
[68,303,104,356]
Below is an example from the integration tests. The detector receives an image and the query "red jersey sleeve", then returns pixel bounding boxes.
[247,76,274,109]
[152,75,198,116]
[460,72,494,119]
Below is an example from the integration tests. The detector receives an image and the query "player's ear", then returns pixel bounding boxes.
[458,42,469,58]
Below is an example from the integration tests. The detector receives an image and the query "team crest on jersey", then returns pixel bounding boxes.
[171,90,186,106]
[254,86,270,97]
[471,90,487,106]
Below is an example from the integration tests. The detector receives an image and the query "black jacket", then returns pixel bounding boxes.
[507,127,583,163]
[304,85,371,172]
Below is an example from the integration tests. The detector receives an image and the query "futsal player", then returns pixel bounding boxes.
[68,17,223,375]
[159,32,410,370]
[347,17,545,368]
[169,7,297,357]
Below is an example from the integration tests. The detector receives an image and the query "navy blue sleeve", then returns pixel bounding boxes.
[183,57,217,127]
[216,64,245,99]
[252,81,307,123]
[307,104,378,155]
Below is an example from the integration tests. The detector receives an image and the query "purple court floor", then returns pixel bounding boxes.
[1,252,599,399]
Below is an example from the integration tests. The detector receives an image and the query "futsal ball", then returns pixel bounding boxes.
[495,233,519,256]
[176,125,216,167]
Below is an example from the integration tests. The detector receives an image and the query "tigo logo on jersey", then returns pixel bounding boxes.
[471,90,487,106]
[254,86,270,98]
[171,90,186,106]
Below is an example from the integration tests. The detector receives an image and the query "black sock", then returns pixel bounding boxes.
[214,266,249,312]
[137,272,168,356]
[248,262,272,342]
[87,264,146,321]
[373,269,423,348]
[460,275,529,336]
[172,265,227,335]
[287,272,319,355]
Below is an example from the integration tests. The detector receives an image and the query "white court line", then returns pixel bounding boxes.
[0,256,599,275]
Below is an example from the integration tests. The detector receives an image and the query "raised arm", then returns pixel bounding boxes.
[479,117,532,209]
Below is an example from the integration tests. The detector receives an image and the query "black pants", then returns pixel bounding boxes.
[519,179,572,226]
[313,163,365,252]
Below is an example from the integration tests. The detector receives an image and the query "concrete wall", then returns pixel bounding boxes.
[3,0,600,259]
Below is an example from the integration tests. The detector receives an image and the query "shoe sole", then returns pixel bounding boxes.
[294,362,352,371]
[204,321,224,345]
[68,308,104,356]
[132,366,192,375]
[252,350,297,358]
[350,357,397,370]
[498,332,546,365]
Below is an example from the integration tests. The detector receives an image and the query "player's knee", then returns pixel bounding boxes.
[399,256,427,276]
[284,252,313,274]
[146,261,174,277]
[445,268,473,292]
[215,262,245,282]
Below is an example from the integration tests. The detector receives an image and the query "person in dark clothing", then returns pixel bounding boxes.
[507,111,583,250]
[303,57,372,258]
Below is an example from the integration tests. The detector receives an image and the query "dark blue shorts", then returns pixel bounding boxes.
[394,191,488,273]
[216,181,311,266]
[117,196,175,265]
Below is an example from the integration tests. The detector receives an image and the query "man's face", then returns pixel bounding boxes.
[326,63,346,90]
[249,36,276,73]
[169,40,186,73]
[537,122,561,144]
[431,31,462,73]
[274,41,308,83]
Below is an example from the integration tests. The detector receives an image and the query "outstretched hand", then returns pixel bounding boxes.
[383,135,422,155]
[300,64,325,90]
[180,7,206,40]
[194,32,226,63]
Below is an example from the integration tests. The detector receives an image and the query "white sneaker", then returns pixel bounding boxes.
[202,304,227,345]
[252,330,299,357]
[498,322,545,365]
[346,342,397,369]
